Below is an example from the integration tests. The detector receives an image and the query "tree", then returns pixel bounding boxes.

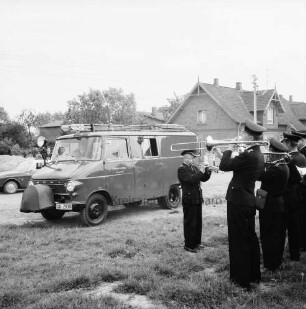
[158,92,186,121]
[0,107,9,124]
[17,109,38,143]
[66,88,140,125]
[0,121,29,148]
[35,111,66,127]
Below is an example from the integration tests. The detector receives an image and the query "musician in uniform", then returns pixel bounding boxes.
[281,132,306,261]
[178,150,212,253]
[292,131,306,251]
[214,119,265,290]
[259,138,289,272]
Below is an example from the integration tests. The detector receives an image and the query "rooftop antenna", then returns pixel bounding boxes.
[252,74,258,123]
[265,68,270,89]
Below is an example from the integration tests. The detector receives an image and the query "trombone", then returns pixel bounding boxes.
[171,136,269,152]
[262,151,290,165]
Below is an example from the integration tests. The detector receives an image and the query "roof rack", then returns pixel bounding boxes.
[61,123,189,133]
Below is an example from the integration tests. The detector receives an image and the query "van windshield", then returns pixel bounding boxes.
[51,137,102,162]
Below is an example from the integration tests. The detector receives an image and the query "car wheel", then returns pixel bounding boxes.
[81,194,108,226]
[4,181,18,194]
[158,185,181,209]
[41,208,65,221]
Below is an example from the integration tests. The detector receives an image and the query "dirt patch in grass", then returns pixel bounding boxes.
[89,282,166,309]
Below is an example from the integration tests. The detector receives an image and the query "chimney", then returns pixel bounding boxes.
[289,95,293,103]
[236,82,242,91]
[213,78,219,87]
[152,107,157,116]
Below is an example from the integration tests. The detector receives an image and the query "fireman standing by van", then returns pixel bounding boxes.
[178,150,212,253]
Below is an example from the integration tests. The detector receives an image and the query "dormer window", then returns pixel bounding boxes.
[197,110,207,124]
[267,107,274,125]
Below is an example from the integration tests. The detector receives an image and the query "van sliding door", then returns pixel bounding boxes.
[131,136,163,200]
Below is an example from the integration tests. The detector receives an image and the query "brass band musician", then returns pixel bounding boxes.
[291,130,306,252]
[177,150,212,253]
[281,132,306,261]
[259,138,289,272]
[214,119,265,290]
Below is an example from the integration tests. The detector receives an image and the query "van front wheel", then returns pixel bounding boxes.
[81,194,108,226]
[158,186,181,209]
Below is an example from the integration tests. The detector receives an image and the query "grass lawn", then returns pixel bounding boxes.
[1,173,306,309]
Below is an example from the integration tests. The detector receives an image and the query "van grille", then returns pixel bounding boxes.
[33,179,67,194]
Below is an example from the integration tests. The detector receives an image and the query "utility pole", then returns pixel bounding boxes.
[252,75,258,123]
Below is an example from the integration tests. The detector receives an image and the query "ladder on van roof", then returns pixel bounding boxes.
[61,123,189,133]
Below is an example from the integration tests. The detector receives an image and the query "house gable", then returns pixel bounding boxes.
[278,97,305,130]
[168,82,251,125]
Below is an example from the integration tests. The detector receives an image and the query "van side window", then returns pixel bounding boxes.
[105,138,129,160]
[129,136,142,159]
[142,138,158,157]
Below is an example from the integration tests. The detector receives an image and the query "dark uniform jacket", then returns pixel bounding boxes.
[219,145,265,206]
[284,151,306,209]
[260,162,289,212]
[178,163,211,205]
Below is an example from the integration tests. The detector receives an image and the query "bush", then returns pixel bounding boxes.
[0,142,11,155]
[11,144,23,156]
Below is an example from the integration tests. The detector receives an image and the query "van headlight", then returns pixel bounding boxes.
[65,180,82,192]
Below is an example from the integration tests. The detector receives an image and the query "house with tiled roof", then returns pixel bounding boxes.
[289,97,306,129]
[167,78,306,141]
[138,107,165,125]
[39,120,65,143]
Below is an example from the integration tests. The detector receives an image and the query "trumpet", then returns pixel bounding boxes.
[171,136,269,152]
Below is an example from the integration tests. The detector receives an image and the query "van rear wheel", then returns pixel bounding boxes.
[81,194,108,226]
[158,185,181,209]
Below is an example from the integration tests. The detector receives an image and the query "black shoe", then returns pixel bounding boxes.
[184,246,197,253]
[196,244,205,250]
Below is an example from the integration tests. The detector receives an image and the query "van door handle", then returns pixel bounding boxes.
[157,163,163,166]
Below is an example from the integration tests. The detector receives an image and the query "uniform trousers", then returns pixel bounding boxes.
[299,207,306,250]
[286,209,300,260]
[259,210,286,271]
[183,203,202,249]
[227,202,261,287]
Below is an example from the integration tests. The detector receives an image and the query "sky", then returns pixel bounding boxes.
[0,0,305,120]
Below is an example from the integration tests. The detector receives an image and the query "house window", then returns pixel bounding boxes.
[267,107,274,125]
[197,110,207,124]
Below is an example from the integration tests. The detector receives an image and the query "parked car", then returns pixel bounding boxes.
[0,159,40,193]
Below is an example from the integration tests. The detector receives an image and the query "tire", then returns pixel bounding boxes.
[158,185,181,209]
[81,194,108,226]
[4,180,18,194]
[41,208,65,221]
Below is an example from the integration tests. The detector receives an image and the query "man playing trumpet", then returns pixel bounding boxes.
[214,119,266,290]
[178,150,213,253]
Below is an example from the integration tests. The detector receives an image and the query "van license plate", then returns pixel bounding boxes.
[56,203,72,210]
